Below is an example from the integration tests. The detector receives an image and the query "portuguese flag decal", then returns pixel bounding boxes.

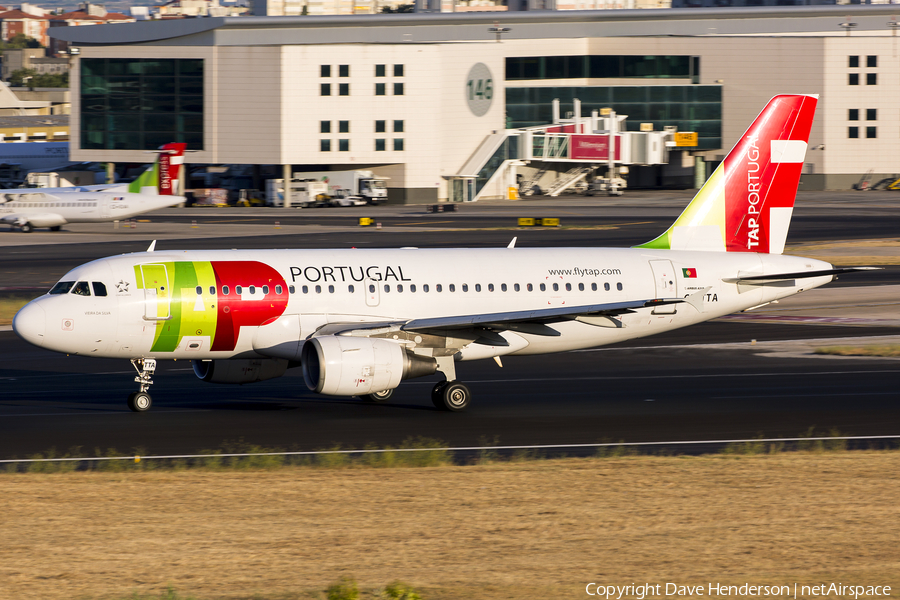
[682,268,698,278]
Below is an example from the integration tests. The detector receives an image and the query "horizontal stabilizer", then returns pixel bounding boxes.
[722,267,880,284]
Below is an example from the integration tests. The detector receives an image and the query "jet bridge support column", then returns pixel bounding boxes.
[283,164,292,208]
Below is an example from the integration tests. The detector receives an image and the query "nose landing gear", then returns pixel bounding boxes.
[128,358,156,412]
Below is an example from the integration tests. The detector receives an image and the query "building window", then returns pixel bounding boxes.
[375,139,386,151]
[393,138,404,151]
[320,120,331,133]
[849,74,859,86]
[80,58,204,151]
[867,55,877,68]
[320,139,331,151]
[867,73,877,85]
[867,109,877,121]
[339,83,349,95]
[339,139,349,151]
[848,127,859,139]
[375,64,385,77]
[339,120,349,133]
[321,65,331,77]
[867,127,877,139]
[849,56,859,68]
[339,65,349,77]
[394,64,404,76]
[848,109,858,121]
[321,83,331,95]
[375,120,386,133]
[375,83,385,96]
[393,120,404,133]
[394,82,404,96]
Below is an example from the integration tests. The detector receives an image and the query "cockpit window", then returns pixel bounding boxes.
[49,281,75,295]
[71,281,91,296]
[92,282,108,297]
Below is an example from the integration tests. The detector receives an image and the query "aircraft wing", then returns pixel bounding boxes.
[1,191,63,203]
[312,291,707,342]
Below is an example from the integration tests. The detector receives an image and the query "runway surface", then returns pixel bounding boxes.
[2,191,898,460]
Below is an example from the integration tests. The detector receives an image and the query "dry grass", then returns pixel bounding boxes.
[815,344,900,357]
[2,453,900,600]
[0,296,30,326]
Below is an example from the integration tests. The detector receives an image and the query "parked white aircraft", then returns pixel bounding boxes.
[12,96,872,412]
[0,143,186,232]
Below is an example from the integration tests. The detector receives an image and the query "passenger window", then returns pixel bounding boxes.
[423,284,429,292]
[527,283,533,292]
[328,285,335,293]
[49,281,74,295]
[289,285,295,294]
[552,283,559,292]
[578,283,584,291]
[263,285,269,294]
[462,284,468,292]
[540,283,546,292]
[449,284,456,292]
[72,281,91,296]
[210,286,215,295]
[302,285,309,294]
[604,283,610,291]
[592,283,597,291]
[384,284,390,293]
[196,286,203,295]
[436,284,442,292]
[397,285,403,292]
[223,285,230,295]
[276,285,283,294]
[249,286,256,294]
[369,284,376,293]
[410,284,416,292]
[500,284,506,292]
[349,285,355,293]
[475,284,481,292]
[236,285,243,294]
[565,283,572,292]
[92,282,108,297]
[315,285,322,294]
[617,283,623,291]
[514,284,520,292]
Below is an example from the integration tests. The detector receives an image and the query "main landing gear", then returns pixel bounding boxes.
[128,358,156,412]
[361,388,394,403]
[431,380,471,412]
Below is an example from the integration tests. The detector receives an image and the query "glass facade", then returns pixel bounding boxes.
[81,58,203,150]
[506,85,722,150]
[506,55,698,81]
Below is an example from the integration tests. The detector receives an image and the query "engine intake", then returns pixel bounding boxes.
[193,358,288,384]
[301,336,436,396]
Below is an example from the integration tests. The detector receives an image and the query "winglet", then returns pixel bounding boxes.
[147,240,157,252]
[685,287,711,313]
[507,237,517,249]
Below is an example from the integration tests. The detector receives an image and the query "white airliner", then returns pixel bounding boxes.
[0,143,186,233]
[12,96,871,412]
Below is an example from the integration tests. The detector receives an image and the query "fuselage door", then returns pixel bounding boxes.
[141,264,171,320]
[365,277,380,307]
[649,259,677,314]
[99,195,110,219]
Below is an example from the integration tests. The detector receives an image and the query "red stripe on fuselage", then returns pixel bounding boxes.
[211,261,289,352]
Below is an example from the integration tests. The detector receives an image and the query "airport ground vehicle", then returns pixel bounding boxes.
[292,170,388,205]
[265,179,331,207]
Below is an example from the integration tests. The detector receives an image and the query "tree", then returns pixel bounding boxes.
[9,68,69,88]
[1,34,42,49]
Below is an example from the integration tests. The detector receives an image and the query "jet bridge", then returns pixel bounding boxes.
[448,99,682,202]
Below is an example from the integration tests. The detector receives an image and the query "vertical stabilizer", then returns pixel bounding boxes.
[128,143,187,195]
[637,95,817,254]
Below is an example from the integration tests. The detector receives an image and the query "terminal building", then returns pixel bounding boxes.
[51,6,900,203]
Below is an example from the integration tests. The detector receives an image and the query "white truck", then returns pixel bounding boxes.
[265,179,331,208]
[293,170,388,205]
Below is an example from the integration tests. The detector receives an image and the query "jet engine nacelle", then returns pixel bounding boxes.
[192,358,288,384]
[301,336,437,396]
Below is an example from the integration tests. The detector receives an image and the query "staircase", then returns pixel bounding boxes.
[544,166,597,197]
[519,166,548,196]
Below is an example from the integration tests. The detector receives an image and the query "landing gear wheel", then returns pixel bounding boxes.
[431,380,449,409]
[127,391,152,412]
[361,388,394,403]
[50,226,61,232]
[20,222,33,233]
[434,381,470,412]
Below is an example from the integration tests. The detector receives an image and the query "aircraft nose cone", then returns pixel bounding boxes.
[13,301,46,348]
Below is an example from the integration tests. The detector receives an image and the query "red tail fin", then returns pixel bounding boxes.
[157,142,186,196]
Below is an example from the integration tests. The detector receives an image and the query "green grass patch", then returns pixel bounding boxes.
[814,344,900,358]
